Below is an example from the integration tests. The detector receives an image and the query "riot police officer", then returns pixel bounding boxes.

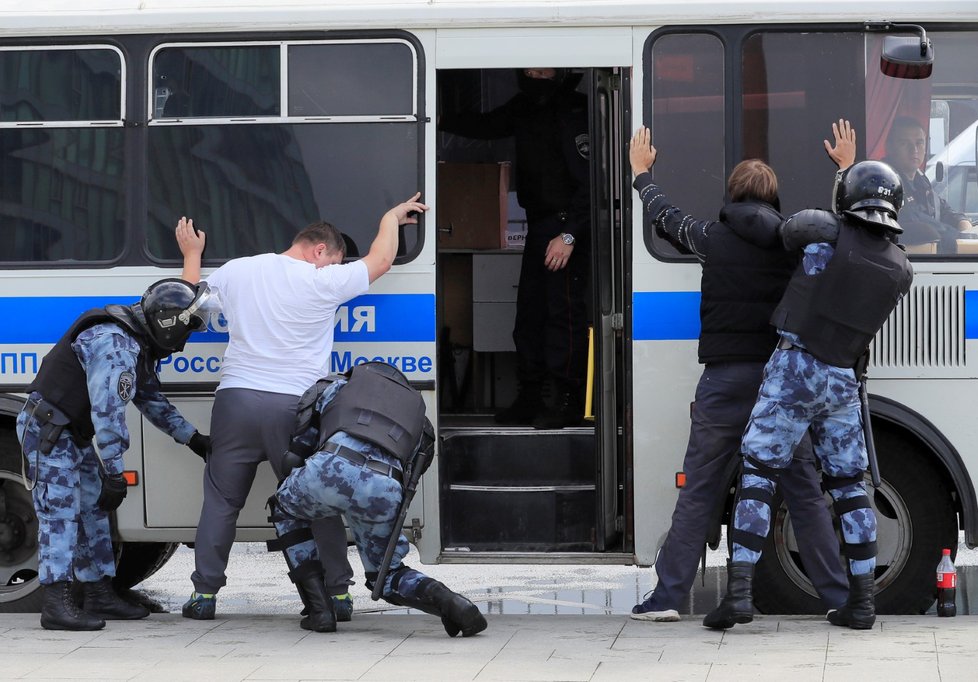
[703,161,914,631]
[16,278,212,631]
[266,361,487,637]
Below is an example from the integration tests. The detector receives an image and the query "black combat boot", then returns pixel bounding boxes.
[295,571,338,633]
[494,382,544,425]
[384,577,487,637]
[418,579,487,637]
[532,389,583,430]
[702,561,755,629]
[82,577,150,620]
[827,573,876,630]
[41,581,106,631]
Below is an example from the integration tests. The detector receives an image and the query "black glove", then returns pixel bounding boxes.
[188,432,211,461]
[97,471,128,512]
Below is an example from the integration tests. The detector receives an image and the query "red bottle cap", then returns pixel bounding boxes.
[943,548,952,555]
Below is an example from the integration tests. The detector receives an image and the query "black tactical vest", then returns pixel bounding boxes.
[771,219,913,368]
[317,363,427,465]
[699,202,799,364]
[28,306,156,442]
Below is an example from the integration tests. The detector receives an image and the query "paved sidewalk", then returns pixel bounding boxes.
[1,612,976,681]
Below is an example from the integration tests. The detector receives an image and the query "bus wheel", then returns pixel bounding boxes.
[112,542,180,591]
[752,430,957,615]
[0,428,43,613]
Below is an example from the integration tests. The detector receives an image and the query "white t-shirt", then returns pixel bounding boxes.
[205,253,369,396]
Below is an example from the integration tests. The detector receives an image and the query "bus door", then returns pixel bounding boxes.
[433,61,630,560]
[588,68,630,551]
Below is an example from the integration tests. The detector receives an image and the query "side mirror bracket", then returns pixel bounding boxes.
[866,21,934,80]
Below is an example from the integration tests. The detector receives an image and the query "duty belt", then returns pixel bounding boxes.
[322,441,404,485]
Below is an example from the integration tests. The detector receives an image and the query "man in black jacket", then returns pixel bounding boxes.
[627,122,855,621]
[441,68,591,429]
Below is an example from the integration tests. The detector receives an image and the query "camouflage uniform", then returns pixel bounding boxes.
[731,244,876,576]
[16,323,197,585]
[273,380,427,599]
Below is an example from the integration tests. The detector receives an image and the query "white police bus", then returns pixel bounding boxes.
[1,0,976,616]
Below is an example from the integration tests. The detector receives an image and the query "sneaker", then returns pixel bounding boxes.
[630,592,680,622]
[182,592,216,620]
[332,593,354,622]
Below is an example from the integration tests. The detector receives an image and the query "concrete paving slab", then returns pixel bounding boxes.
[2,613,978,681]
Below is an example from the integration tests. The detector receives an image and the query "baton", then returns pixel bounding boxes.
[859,378,881,489]
[370,446,433,601]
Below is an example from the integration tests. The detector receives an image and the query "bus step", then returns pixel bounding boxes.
[439,429,596,551]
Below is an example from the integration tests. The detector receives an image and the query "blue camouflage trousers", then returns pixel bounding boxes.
[273,435,426,599]
[16,408,116,585]
[732,349,877,576]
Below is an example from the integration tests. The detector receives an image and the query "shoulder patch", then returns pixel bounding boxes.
[117,371,136,402]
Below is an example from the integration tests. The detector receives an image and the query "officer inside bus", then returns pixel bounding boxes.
[440,68,591,429]
[704,160,913,631]
[266,361,488,637]
[16,279,212,631]
[882,116,972,252]
[627,122,854,622]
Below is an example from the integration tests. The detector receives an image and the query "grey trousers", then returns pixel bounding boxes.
[191,388,354,596]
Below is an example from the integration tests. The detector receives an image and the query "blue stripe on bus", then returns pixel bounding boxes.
[632,291,701,340]
[966,291,978,340]
[637,290,978,340]
[0,293,435,344]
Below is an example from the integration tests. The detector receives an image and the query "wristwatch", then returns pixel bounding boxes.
[560,233,575,246]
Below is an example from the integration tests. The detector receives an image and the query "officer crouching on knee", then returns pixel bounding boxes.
[16,278,213,631]
[267,361,487,637]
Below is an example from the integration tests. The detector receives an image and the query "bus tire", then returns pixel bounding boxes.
[752,429,957,615]
[112,542,180,591]
[0,426,43,613]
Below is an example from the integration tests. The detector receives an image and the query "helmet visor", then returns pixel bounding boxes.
[178,281,216,331]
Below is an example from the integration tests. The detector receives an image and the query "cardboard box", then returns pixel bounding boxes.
[437,162,510,249]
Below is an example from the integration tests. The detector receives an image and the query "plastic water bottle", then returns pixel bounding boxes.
[937,548,956,617]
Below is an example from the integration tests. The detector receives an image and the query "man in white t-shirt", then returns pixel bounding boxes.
[175,193,428,622]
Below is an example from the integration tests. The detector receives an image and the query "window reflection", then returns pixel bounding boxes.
[146,123,420,261]
[0,48,122,122]
[152,46,280,119]
[648,33,724,258]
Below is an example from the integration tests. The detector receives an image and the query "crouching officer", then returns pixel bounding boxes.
[267,361,487,637]
[704,160,913,632]
[16,278,213,631]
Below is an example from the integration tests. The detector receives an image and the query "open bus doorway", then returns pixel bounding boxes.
[433,67,630,559]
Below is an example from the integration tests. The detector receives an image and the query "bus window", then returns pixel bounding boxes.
[287,42,415,117]
[0,46,125,264]
[918,32,978,245]
[645,32,724,259]
[151,45,280,119]
[740,32,865,217]
[146,40,422,264]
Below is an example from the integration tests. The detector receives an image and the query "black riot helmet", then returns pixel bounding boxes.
[834,160,904,233]
[138,278,212,353]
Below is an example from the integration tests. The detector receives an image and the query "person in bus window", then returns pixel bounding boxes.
[882,116,972,252]
[440,68,591,429]
[175,193,428,622]
[627,121,856,622]
[16,279,212,631]
[703,160,913,631]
